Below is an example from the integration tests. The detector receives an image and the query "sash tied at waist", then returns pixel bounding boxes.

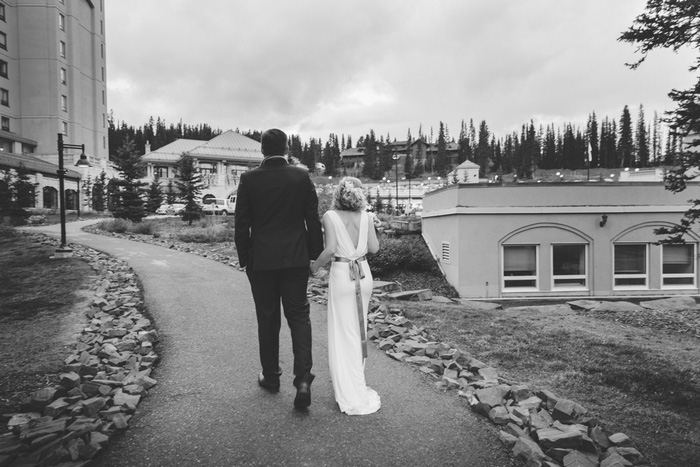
[334,256,368,358]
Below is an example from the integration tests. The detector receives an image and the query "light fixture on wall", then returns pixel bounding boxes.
[599,214,608,227]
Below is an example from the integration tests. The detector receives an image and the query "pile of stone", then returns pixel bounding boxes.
[0,237,157,467]
[365,302,648,467]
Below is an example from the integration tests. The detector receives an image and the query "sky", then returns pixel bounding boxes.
[105,0,697,144]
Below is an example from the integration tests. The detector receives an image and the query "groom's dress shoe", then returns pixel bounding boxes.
[258,373,280,393]
[294,381,311,409]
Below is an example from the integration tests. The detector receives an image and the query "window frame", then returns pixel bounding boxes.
[0,4,6,22]
[61,95,67,112]
[59,13,65,31]
[613,243,649,289]
[0,32,6,50]
[0,60,6,78]
[59,40,66,58]
[0,88,7,107]
[551,243,588,290]
[60,67,67,85]
[502,244,539,291]
[1,116,9,131]
[661,243,697,288]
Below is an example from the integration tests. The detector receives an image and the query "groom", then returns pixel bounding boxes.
[234,128,324,409]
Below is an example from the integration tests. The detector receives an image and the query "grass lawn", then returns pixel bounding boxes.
[0,227,95,421]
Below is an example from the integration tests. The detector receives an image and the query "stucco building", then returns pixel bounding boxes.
[0,0,109,210]
[421,181,698,299]
[141,130,263,201]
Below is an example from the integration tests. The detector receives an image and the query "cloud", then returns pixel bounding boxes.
[106,0,696,142]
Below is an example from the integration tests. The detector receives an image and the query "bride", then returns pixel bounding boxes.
[311,177,381,415]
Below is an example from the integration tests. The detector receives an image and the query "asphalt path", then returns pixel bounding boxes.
[25,221,516,467]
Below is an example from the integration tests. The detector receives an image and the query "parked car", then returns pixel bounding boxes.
[201,196,236,216]
[155,203,186,215]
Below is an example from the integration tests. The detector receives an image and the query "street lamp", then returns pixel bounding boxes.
[392,153,399,213]
[55,132,90,257]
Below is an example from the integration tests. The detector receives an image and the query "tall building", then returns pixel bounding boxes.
[0,0,109,210]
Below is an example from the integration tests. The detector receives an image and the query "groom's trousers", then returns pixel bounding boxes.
[246,266,314,386]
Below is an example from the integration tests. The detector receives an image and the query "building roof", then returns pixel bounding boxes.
[142,131,263,164]
[189,130,262,163]
[141,139,205,163]
[456,159,480,169]
[0,152,81,179]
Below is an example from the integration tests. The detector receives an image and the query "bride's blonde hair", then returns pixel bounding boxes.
[331,176,366,212]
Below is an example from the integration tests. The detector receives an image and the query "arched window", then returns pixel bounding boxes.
[43,186,58,209]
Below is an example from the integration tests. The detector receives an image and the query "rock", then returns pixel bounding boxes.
[512,436,547,467]
[562,450,597,467]
[592,301,644,312]
[608,432,634,447]
[639,296,699,311]
[387,289,432,301]
[536,426,582,449]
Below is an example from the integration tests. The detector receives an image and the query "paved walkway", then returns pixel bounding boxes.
[26,221,515,467]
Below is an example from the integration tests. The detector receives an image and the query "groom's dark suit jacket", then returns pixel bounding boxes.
[234,157,323,271]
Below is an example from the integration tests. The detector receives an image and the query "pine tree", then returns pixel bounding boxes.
[404,130,413,179]
[636,104,650,167]
[92,171,107,212]
[434,122,449,177]
[145,174,163,213]
[475,121,491,177]
[175,153,203,225]
[618,105,635,167]
[587,112,600,167]
[113,137,147,222]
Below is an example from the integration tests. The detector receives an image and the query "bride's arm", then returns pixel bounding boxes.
[310,212,337,274]
[367,213,379,254]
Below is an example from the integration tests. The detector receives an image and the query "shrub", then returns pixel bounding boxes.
[26,215,48,226]
[130,220,158,236]
[98,218,133,234]
[176,218,233,243]
[368,235,439,276]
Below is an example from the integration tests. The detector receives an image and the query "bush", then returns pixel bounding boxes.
[98,218,133,234]
[130,220,157,236]
[368,235,439,276]
[176,217,233,243]
[26,215,48,226]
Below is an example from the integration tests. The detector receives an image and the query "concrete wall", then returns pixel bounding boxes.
[422,182,700,299]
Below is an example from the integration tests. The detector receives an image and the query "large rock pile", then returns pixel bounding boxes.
[0,237,158,466]
[364,302,648,467]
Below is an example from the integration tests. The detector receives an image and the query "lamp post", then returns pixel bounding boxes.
[55,132,90,257]
[392,153,399,213]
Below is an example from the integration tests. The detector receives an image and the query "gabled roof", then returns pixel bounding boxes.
[0,152,81,179]
[189,130,262,162]
[456,159,480,169]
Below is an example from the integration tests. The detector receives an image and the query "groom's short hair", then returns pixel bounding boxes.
[261,129,287,156]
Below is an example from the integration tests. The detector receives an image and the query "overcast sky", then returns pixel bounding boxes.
[105,0,696,144]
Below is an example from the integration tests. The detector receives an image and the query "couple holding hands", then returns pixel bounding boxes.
[234,128,380,415]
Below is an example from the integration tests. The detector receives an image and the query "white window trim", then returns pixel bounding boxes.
[613,243,649,290]
[551,243,589,291]
[502,244,539,291]
[661,243,697,289]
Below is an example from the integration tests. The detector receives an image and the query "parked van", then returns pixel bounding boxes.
[201,196,236,216]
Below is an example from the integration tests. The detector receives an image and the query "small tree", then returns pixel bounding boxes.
[175,153,202,225]
[145,174,163,213]
[165,179,177,204]
[112,137,147,222]
[81,175,93,211]
[92,171,107,212]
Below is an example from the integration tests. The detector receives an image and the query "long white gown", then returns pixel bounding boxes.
[326,210,381,415]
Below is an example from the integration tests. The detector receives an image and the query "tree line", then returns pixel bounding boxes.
[109,102,679,184]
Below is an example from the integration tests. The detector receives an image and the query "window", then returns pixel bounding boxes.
[0,4,5,22]
[59,41,66,58]
[155,166,168,178]
[441,242,450,263]
[0,88,7,106]
[0,137,11,152]
[0,60,6,78]
[101,43,104,58]
[61,95,67,112]
[0,32,6,50]
[1,116,9,131]
[101,67,105,82]
[503,245,538,289]
[60,68,67,85]
[662,244,696,287]
[552,244,587,288]
[102,90,105,105]
[614,244,647,287]
[59,13,65,31]
[62,121,68,135]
